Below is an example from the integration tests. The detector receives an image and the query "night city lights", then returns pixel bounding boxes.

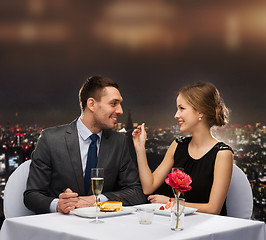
[0,119,265,224]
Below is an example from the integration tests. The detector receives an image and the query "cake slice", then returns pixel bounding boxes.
[100,201,122,212]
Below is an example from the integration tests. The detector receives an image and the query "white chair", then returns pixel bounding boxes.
[226,164,253,219]
[4,160,35,218]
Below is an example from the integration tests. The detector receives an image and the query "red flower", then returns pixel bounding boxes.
[165,170,192,194]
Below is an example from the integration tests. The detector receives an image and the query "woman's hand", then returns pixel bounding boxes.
[147,194,170,204]
[132,123,146,149]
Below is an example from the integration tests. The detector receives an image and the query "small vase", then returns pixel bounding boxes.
[171,190,185,231]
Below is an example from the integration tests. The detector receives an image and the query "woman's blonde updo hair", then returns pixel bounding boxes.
[177,82,229,127]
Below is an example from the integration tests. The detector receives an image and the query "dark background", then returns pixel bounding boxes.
[0,0,265,128]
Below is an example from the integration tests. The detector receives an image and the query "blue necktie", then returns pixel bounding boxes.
[84,134,99,195]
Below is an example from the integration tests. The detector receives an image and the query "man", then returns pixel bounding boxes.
[24,76,146,214]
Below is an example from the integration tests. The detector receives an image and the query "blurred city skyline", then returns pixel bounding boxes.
[0,0,266,127]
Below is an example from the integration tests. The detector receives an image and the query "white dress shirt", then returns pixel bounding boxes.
[76,117,102,174]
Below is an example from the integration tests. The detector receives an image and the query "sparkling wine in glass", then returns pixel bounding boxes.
[91,168,104,223]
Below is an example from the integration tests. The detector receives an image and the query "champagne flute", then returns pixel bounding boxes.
[91,168,104,223]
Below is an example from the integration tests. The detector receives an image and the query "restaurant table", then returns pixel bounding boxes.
[0,211,265,240]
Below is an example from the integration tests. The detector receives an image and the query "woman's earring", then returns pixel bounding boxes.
[199,117,202,121]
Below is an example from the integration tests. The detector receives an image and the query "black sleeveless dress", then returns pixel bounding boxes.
[173,137,233,216]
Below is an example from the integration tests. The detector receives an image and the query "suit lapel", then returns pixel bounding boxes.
[97,130,111,168]
[65,120,85,195]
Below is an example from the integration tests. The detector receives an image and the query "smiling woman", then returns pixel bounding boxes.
[132,81,234,216]
[176,82,229,129]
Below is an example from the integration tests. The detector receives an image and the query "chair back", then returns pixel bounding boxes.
[226,164,253,219]
[4,160,35,218]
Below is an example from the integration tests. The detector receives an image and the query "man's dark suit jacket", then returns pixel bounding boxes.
[24,119,146,214]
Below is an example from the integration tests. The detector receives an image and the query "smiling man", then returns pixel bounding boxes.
[24,76,146,214]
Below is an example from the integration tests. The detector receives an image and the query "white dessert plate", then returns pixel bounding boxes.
[71,206,135,218]
[133,203,197,216]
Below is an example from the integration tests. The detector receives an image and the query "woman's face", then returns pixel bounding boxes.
[174,94,201,133]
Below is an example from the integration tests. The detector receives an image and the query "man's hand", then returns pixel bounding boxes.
[75,195,96,208]
[57,188,78,214]
[147,194,170,204]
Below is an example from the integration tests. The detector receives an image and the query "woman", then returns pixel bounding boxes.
[133,82,233,215]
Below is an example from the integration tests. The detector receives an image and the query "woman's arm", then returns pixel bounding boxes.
[147,194,170,204]
[132,124,176,195]
[185,149,233,214]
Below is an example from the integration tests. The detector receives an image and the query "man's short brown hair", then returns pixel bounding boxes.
[79,76,119,112]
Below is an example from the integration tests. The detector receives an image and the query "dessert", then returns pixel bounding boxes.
[159,206,165,210]
[99,201,122,212]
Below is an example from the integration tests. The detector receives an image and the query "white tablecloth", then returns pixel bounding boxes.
[0,211,265,240]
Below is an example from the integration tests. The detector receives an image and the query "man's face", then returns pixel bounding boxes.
[93,87,123,130]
